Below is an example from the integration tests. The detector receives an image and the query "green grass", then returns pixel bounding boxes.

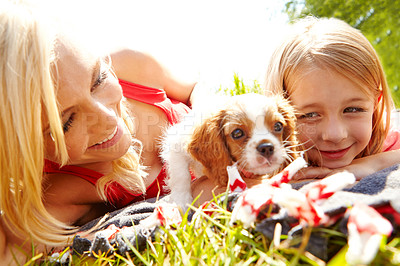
[35,195,400,265]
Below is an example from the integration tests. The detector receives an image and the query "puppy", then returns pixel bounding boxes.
[161,93,299,209]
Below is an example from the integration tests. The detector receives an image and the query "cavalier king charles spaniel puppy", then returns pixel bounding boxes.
[161,93,299,209]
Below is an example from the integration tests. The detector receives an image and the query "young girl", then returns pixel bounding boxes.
[0,1,195,262]
[265,16,400,181]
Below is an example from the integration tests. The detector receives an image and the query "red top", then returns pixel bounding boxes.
[382,128,400,152]
[119,79,190,125]
[44,79,191,208]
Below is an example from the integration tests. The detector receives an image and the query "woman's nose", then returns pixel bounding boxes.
[321,117,348,143]
[85,103,118,134]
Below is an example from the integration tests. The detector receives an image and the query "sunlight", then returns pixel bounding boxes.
[48,0,289,89]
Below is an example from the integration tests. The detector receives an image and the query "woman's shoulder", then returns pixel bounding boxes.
[110,48,164,88]
[110,48,195,104]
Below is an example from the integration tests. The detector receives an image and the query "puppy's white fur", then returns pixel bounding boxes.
[161,93,298,209]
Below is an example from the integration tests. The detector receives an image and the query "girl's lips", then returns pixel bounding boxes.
[319,146,351,160]
[88,120,124,150]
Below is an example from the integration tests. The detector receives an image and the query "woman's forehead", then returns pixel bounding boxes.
[55,37,86,59]
[52,37,98,82]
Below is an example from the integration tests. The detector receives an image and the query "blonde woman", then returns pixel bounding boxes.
[0,1,195,262]
[265,17,399,181]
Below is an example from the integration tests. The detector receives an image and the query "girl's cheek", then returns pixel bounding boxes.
[297,123,318,146]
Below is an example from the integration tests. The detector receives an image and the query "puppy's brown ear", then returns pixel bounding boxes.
[277,96,299,162]
[187,110,232,186]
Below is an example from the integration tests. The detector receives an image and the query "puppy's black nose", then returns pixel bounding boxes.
[257,142,274,157]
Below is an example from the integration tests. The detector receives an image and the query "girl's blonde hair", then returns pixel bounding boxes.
[0,1,146,247]
[265,16,394,158]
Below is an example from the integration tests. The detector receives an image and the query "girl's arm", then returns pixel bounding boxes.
[345,149,400,180]
[293,149,400,181]
[110,48,196,105]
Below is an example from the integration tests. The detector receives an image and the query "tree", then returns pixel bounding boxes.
[284,0,400,106]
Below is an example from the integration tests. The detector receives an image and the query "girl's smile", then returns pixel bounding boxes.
[318,146,352,160]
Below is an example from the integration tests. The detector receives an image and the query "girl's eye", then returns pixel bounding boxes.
[231,128,245,139]
[91,62,109,92]
[274,122,283,133]
[344,107,365,113]
[298,112,319,119]
[63,113,75,133]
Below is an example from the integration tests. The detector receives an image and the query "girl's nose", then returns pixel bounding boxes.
[321,117,348,143]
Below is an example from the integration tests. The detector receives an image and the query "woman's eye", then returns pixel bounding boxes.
[298,112,319,119]
[63,113,75,133]
[274,122,283,133]
[344,107,365,113]
[231,128,245,139]
[92,70,108,90]
[91,62,109,92]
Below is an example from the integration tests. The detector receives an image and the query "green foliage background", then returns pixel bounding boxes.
[284,0,400,106]
[218,73,263,96]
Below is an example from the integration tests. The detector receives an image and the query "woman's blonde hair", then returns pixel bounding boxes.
[0,0,72,245]
[265,16,394,158]
[0,0,146,247]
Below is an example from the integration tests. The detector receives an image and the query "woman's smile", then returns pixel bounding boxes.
[89,119,124,150]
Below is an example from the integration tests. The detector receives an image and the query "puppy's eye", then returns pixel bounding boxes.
[231,128,244,139]
[274,122,283,133]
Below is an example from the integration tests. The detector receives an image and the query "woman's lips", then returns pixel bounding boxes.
[319,146,351,160]
[88,120,124,150]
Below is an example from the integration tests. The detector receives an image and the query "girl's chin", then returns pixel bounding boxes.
[308,156,352,169]
[306,148,355,169]
[316,159,352,169]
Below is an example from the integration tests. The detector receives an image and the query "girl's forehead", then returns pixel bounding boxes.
[291,66,372,95]
[289,67,374,106]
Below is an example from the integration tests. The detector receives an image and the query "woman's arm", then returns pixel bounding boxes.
[43,173,114,226]
[110,48,196,105]
[0,217,27,263]
[0,219,7,261]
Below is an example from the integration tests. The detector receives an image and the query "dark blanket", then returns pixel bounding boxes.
[256,163,400,260]
[72,163,400,260]
[78,200,157,232]
[322,164,400,215]
[72,200,159,255]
